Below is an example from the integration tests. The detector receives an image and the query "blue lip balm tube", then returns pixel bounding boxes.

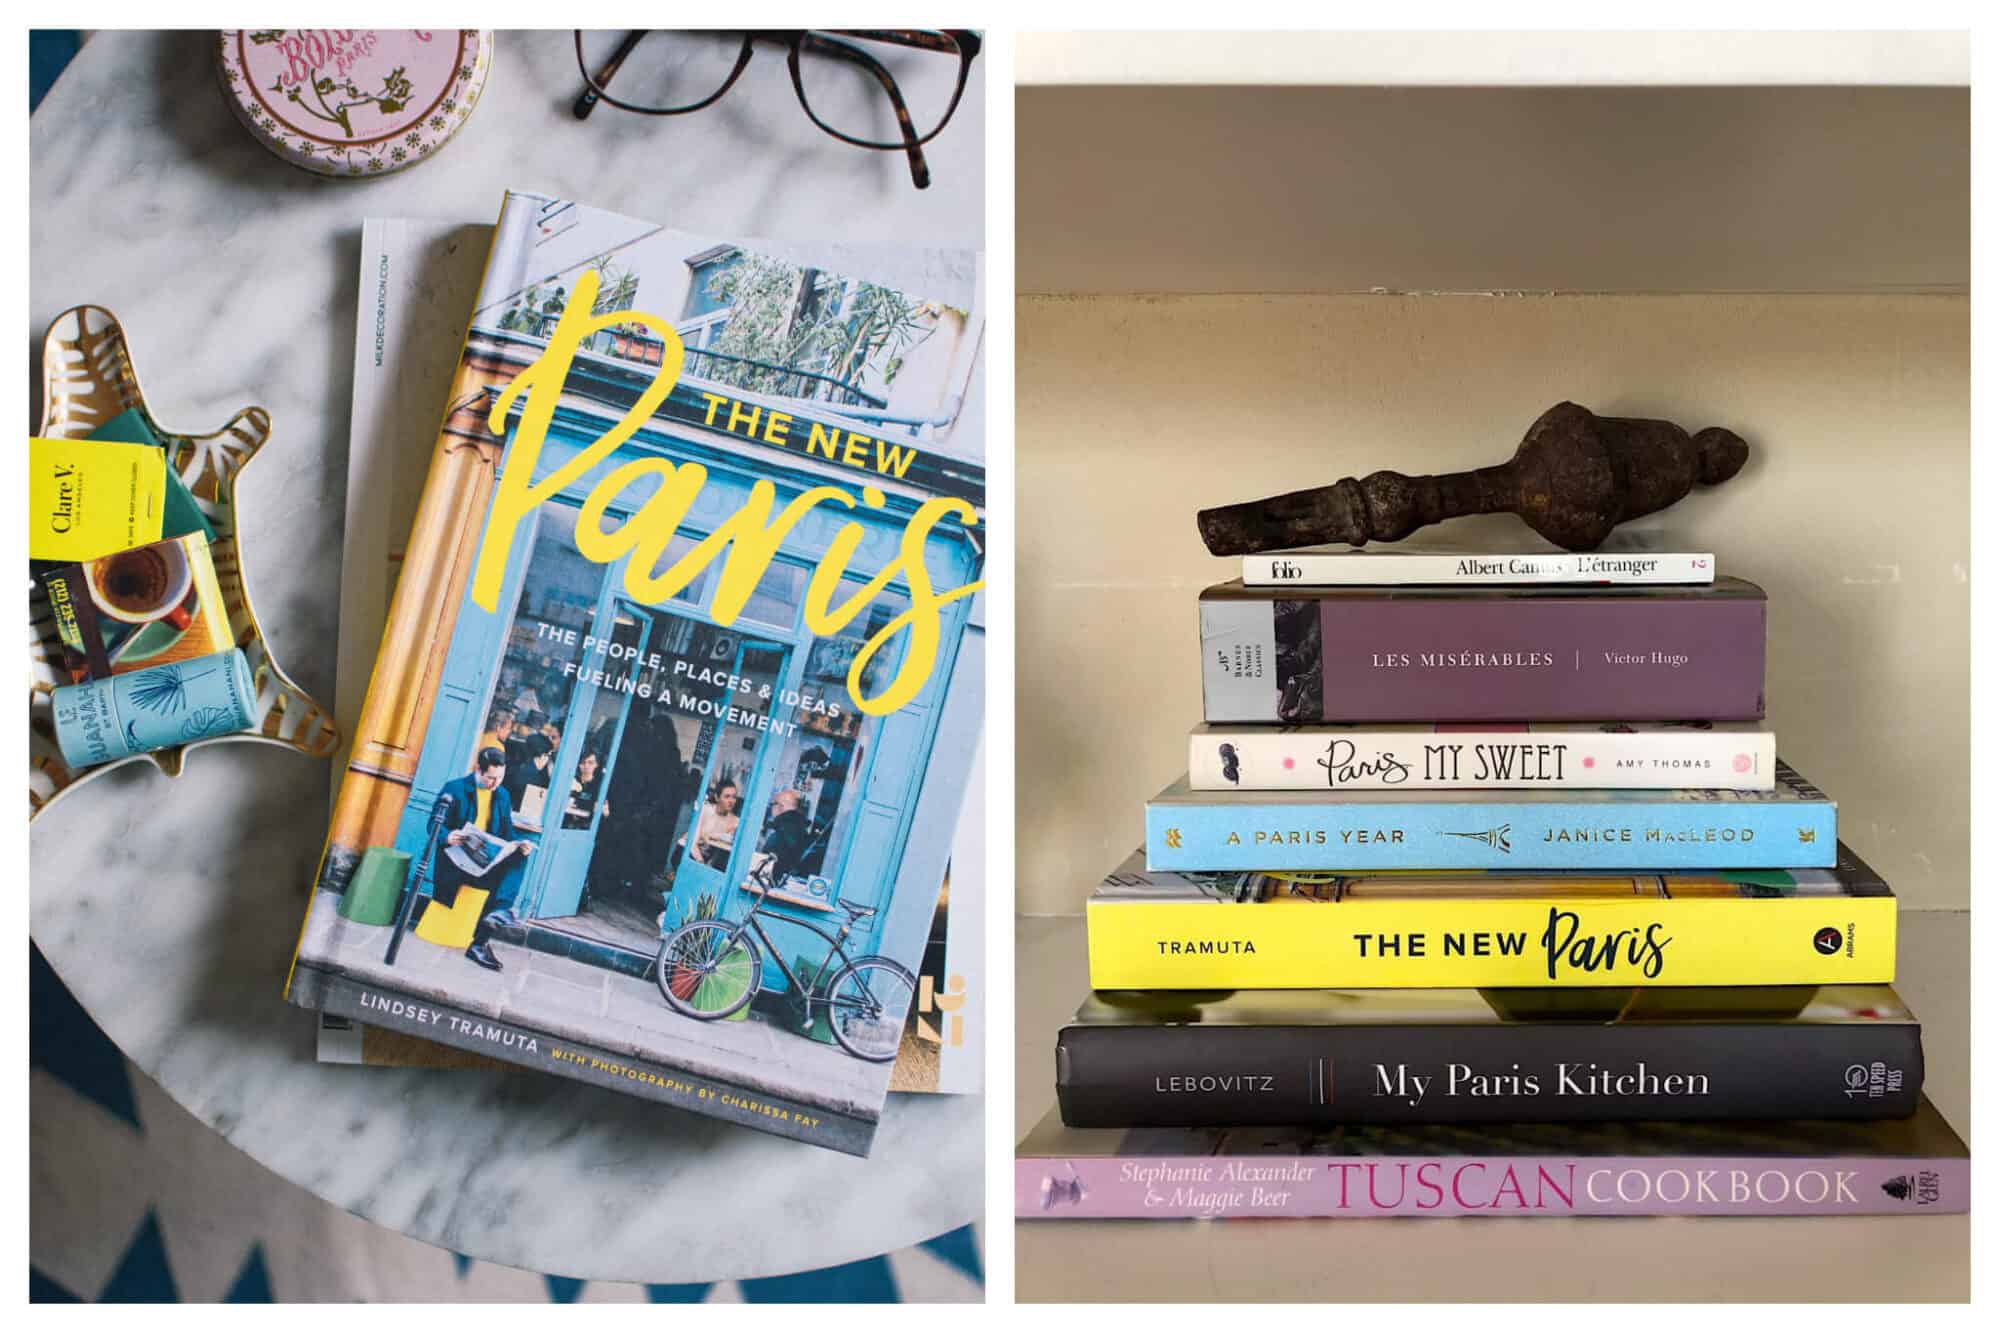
[51,648,257,769]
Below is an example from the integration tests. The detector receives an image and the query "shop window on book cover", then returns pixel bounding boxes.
[773,578,913,895]
[738,557,807,632]
[564,609,646,832]
[806,576,911,702]
[482,506,711,769]
[590,609,769,895]
[481,504,595,767]
[702,642,788,796]
[455,486,941,912]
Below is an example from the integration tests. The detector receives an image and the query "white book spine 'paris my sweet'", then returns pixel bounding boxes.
[1241,552,1717,586]
[1189,724,1776,791]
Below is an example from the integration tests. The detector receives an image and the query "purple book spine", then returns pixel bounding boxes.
[1017,1154,1967,1219]
[1201,591,1766,723]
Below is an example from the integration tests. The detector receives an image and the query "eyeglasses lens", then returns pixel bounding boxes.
[796,34,964,147]
[579,30,745,111]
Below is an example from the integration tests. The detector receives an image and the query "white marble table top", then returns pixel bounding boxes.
[29,29,985,1284]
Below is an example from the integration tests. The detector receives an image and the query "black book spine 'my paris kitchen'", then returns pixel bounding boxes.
[1054,987,1923,1129]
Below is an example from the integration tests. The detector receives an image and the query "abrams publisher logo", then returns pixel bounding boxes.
[1813,922,1855,957]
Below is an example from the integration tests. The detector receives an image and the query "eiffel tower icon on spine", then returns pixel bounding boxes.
[1441,824,1511,853]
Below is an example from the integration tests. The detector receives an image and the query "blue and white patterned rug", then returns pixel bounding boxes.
[30,946,982,1302]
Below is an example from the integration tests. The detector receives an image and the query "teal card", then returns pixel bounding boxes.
[88,408,216,542]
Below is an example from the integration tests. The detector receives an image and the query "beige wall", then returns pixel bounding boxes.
[1016,292,1968,914]
[1017,86,1968,296]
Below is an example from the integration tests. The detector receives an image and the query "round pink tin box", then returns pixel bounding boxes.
[215,29,492,178]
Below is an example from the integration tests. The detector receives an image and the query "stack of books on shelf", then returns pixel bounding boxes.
[1018,546,1969,1220]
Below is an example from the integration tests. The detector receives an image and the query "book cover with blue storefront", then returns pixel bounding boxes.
[287,192,985,1155]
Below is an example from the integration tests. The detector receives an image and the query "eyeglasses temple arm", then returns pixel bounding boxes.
[800,33,931,189]
[829,29,979,59]
[573,30,648,120]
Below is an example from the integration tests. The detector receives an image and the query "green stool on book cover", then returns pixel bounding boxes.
[338,847,410,926]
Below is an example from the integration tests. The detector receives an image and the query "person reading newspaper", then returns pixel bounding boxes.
[431,746,535,972]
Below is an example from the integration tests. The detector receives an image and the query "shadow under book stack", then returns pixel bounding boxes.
[1018,548,1970,1221]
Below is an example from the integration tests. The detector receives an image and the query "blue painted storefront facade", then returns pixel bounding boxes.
[391,368,984,987]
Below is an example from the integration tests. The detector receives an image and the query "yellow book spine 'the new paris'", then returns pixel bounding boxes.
[1086,896,1898,989]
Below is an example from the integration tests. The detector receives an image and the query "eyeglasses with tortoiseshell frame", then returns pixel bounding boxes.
[572,30,981,190]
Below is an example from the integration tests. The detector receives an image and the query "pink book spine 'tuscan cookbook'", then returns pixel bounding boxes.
[1016,1153,1969,1219]
[1016,1098,1969,1219]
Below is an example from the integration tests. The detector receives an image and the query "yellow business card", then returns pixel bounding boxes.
[28,436,167,562]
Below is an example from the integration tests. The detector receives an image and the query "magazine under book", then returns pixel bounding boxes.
[287,190,986,1155]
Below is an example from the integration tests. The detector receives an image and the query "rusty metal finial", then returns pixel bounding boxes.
[1195,401,1749,556]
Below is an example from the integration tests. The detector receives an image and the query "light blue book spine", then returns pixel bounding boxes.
[1144,794,1837,871]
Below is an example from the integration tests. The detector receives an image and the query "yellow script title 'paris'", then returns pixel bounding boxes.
[472,271,982,715]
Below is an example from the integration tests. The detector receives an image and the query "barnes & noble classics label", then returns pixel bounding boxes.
[1200,600,1279,720]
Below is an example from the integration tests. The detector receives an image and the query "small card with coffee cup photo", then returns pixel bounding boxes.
[37,531,235,683]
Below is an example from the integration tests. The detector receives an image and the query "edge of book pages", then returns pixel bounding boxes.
[1016,1097,1968,1161]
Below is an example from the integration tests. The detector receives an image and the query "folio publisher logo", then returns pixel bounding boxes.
[1813,926,1842,955]
[1270,560,1302,580]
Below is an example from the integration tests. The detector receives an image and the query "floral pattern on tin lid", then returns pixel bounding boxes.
[215,30,491,178]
